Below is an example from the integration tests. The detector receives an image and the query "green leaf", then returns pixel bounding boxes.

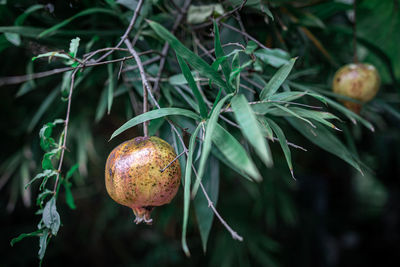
[110,108,201,140]
[213,21,233,93]
[95,86,108,122]
[260,58,297,100]
[68,37,80,57]
[64,181,76,210]
[268,91,307,102]
[169,72,200,85]
[254,48,291,68]
[288,118,363,174]
[25,170,57,189]
[266,118,294,178]
[287,81,375,131]
[192,93,233,198]
[38,8,118,38]
[258,116,274,140]
[147,20,229,92]
[107,63,114,114]
[15,4,44,26]
[288,107,340,130]
[187,4,224,24]
[66,163,79,180]
[260,3,274,20]
[194,156,219,253]
[4,32,21,46]
[38,229,50,260]
[229,60,253,87]
[322,97,375,131]
[32,51,70,62]
[42,197,61,235]
[176,55,208,118]
[42,153,53,170]
[182,123,202,257]
[231,94,273,167]
[213,124,262,181]
[271,104,316,128]
[245,40,258,54]
[10,230,42,246]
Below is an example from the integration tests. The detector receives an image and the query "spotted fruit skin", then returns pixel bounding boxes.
[332,63,380,113]
[105,136,181,224]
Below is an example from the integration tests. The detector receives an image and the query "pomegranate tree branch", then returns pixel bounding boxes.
[124,40,242,242]
[152,0,192,93]
[53,68,79,194]
[221,22,270,51]
[191,166,244,241]
[95,0,145,63]
[124,40,151,136]
[0,53,160,87]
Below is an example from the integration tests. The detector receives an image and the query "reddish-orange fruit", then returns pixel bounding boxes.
[332,63,380,113]
[105,136,181,224]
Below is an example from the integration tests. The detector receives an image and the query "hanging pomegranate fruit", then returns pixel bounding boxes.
[332,63,380,113]
[105,136,181,224]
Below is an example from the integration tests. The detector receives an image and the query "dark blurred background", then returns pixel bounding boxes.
[1,0,399,266]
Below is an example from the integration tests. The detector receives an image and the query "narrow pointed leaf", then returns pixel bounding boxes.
[182,123,202,257]
[260,58,297,100]
[148,20,229,91]
[192,93,233,198]
[107,63,114,114]
[110,108,200,140]
[213,124,262,181]
[194,156,219,253]
[272,104,315,128]
[265,118,294,178]
[38,8,118,38]
[231,94,273,167]
[288,118,363,174]
[176,55,208,118]
[213,21,233,93]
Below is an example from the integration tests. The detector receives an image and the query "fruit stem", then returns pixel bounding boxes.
[353,0,358,63]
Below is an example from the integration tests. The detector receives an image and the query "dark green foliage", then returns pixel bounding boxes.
[1,0,399,266]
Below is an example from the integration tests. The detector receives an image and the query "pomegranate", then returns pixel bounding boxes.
[105,136,181,224]
[332,63,380,113]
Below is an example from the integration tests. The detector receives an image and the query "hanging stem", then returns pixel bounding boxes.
[353,0,358,63]
[143,77,149,137]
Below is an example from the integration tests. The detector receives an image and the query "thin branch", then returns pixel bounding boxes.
[53,68,79,194]
[218,113,307,151]
[124,40,151,136]
[191,0,248,29]
[160,150,187,172]
[191,166,243,241]
[95,0,144,63]
[124,36,242,242]
[221,22,270,51]
[0,53,160,87]
[152,0,192,93]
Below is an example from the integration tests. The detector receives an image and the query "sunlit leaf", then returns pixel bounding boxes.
[110,108,200,140]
